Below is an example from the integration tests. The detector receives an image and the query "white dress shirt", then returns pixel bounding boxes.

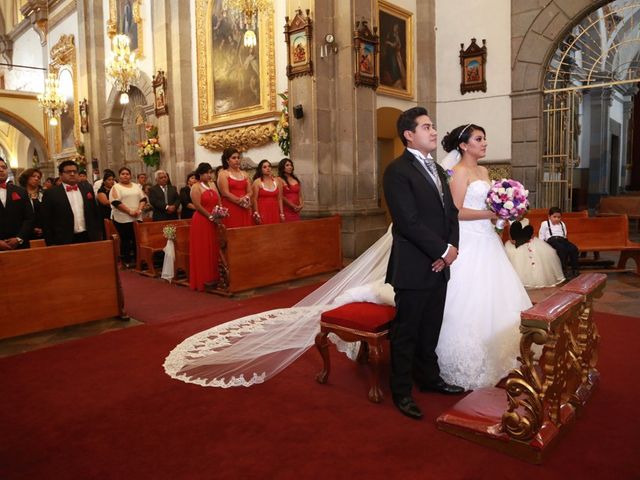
[0,186,6,207]
[63,183,86,233]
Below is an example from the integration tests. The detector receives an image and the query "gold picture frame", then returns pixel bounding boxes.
[107,0,144,58]
[377,0,413,99]
[49,34,79,157]
[353,19,379,89]
[195,0,277,130]
[152,70,168,116]
[285,8,313,79]
[460,38,487,95]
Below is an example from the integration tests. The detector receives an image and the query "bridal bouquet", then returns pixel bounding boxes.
[486,179,529,232]
[211,205,229,224]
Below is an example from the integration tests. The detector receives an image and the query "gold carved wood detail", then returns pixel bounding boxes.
[198,123,277,152]
[485,163,512,181]
[49,34,79,157]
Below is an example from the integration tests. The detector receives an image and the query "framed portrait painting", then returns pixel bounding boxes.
[353,20,379,89]
[152,70,168,116]
[459,38,487,94]
[108,0,143,57]
[378,1,413,99]
[195,0,277,130]
[285,9,313,79]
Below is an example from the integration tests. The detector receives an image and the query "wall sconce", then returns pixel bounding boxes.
[320,33,338,58]
[292,104,304,119]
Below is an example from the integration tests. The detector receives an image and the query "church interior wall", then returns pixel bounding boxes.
[6,26,42,92]
[434,0,511,163]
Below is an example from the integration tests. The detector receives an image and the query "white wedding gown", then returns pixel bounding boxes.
[436,180,532,390]
[164,180,532,391]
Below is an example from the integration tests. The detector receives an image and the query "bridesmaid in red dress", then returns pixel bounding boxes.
[252,160,284,225]
[189,162,222,292]
[277,158,304,221]
[217,147,253,228]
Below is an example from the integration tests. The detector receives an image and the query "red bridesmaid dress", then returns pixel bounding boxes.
[283,182,301,221]
[189,186,220,291]
[221,176,252,228]
[256,182,280,224]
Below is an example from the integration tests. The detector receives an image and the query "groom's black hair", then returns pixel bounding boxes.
[397,106,429,146]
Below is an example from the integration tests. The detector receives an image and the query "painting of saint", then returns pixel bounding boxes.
[211,1,261,114]
[117,0,138,52]
[465,59,481,82]
[291,33,307,65]
[359,43,374,76]
[379,10,408,91]
[58,69,75,151]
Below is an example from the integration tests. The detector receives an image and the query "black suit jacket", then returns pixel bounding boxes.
[0,184,33,248]
[383,149,459,290]
[41,183,103,245]
[148,184,180,221]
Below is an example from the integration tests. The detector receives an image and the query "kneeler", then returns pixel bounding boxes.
[314,302,396,403]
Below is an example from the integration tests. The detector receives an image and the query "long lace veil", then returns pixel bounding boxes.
[163,226,393,388]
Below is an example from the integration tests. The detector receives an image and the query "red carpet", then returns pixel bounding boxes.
[1,277,639,479]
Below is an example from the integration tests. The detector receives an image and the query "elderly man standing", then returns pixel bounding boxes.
[148,170,180,221]
[0,157,33,250]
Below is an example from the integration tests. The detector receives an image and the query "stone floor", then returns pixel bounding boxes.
[1,248,638,359]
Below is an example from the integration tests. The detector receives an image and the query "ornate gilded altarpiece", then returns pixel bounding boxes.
[107,0,144,58]
[195,0,278,151]
[49,34,79,158]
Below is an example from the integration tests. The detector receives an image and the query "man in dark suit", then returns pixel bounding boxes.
[383,107,463,420]
[148,170,179,221]
[0,157,33,251]
[41,160,102,245]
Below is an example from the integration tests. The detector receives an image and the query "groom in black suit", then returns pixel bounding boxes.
[383,107,463,420]
[41,160,102,246]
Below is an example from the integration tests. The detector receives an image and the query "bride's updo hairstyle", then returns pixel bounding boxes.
[441,123,485,153]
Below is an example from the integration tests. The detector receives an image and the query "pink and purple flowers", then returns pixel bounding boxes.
[486,178,529,232]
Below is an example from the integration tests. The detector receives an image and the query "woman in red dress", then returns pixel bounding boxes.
[217,147,253,228]
[189,162,222,292]
[277,158,303,221]
[252,160,284,225]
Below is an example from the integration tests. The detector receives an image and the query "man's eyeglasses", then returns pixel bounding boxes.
[62,170,78,174]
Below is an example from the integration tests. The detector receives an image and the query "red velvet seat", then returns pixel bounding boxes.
[314,302,396,403]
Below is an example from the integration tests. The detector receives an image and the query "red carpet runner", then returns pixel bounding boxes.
[0,274,638,479]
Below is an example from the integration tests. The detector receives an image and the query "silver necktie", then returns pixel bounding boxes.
[424,160,443,198]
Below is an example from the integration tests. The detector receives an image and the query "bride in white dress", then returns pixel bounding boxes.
[164,124,531,392]
[436,124,532,390]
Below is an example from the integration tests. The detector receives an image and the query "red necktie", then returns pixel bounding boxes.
[0,182,6,189]
[66,185,78,192]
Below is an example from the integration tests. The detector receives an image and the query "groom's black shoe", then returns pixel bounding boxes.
[392,395,423,420]
[418,379,465,395]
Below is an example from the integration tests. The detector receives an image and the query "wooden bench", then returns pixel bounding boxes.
[29,239,46,248]
[315,302,396,403]
[501,210,588,243]
[0,238,126,339]
[597,196,640,231]
[215,215,343,294]
[436,273,606,463]
[133,219,191,276]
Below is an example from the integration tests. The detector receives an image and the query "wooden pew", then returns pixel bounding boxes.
[215,216,342,294]
[597,196,640,231]
[0,239,126,340]
[133,219,191,276]
[29,239,46,248]
[437,273,606,463]
[501,210,588,243]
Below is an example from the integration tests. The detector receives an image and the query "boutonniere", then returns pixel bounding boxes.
[11,191,21,201]
[86,192,93,200]
[443,169,454,184]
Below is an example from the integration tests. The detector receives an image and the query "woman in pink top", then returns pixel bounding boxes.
[252,159,283,225]
[277,158,303,221]
[216,147,253,228]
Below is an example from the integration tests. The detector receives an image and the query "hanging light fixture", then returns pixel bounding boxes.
[38,71,68,126]
[222,0,272,48]
[106,34,139,105]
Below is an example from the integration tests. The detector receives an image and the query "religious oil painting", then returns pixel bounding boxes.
[195,0,277,129]
[58,68,75,151]
[353,19,379,89]
[290,31,308,67]
[284,8,313,79]
[378,1,413,99]
[459,38,487,95]
[108,0,143,57]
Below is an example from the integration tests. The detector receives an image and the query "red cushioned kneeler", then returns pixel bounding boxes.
[314,302,396,403]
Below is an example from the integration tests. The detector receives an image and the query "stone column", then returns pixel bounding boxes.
[150,0,196,187]
[621,98,633,189]
[587,87,611,207]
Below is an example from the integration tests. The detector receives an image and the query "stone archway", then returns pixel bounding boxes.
[510,0,611,207]
[0,107,49,168]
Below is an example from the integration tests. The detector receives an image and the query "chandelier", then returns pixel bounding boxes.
[223,0,272,47]
[106,34,139,105]
[37,71,68,126]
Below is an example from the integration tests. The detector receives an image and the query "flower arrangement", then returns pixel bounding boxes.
[486,178,529,232]
[138,123,161,168]
[75,140,87,168]
[162,224,177,240]
[273,91,290,156]
[211,205,229,221]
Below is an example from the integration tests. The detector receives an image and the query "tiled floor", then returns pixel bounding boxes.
[2,246,638,359]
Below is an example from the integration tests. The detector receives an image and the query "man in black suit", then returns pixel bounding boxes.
[0,157,33,250]
[148,170,180,221]
[383,107,463,420]
[41,160,102,245]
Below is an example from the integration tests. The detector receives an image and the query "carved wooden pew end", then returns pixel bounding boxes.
[437,273,606,463]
